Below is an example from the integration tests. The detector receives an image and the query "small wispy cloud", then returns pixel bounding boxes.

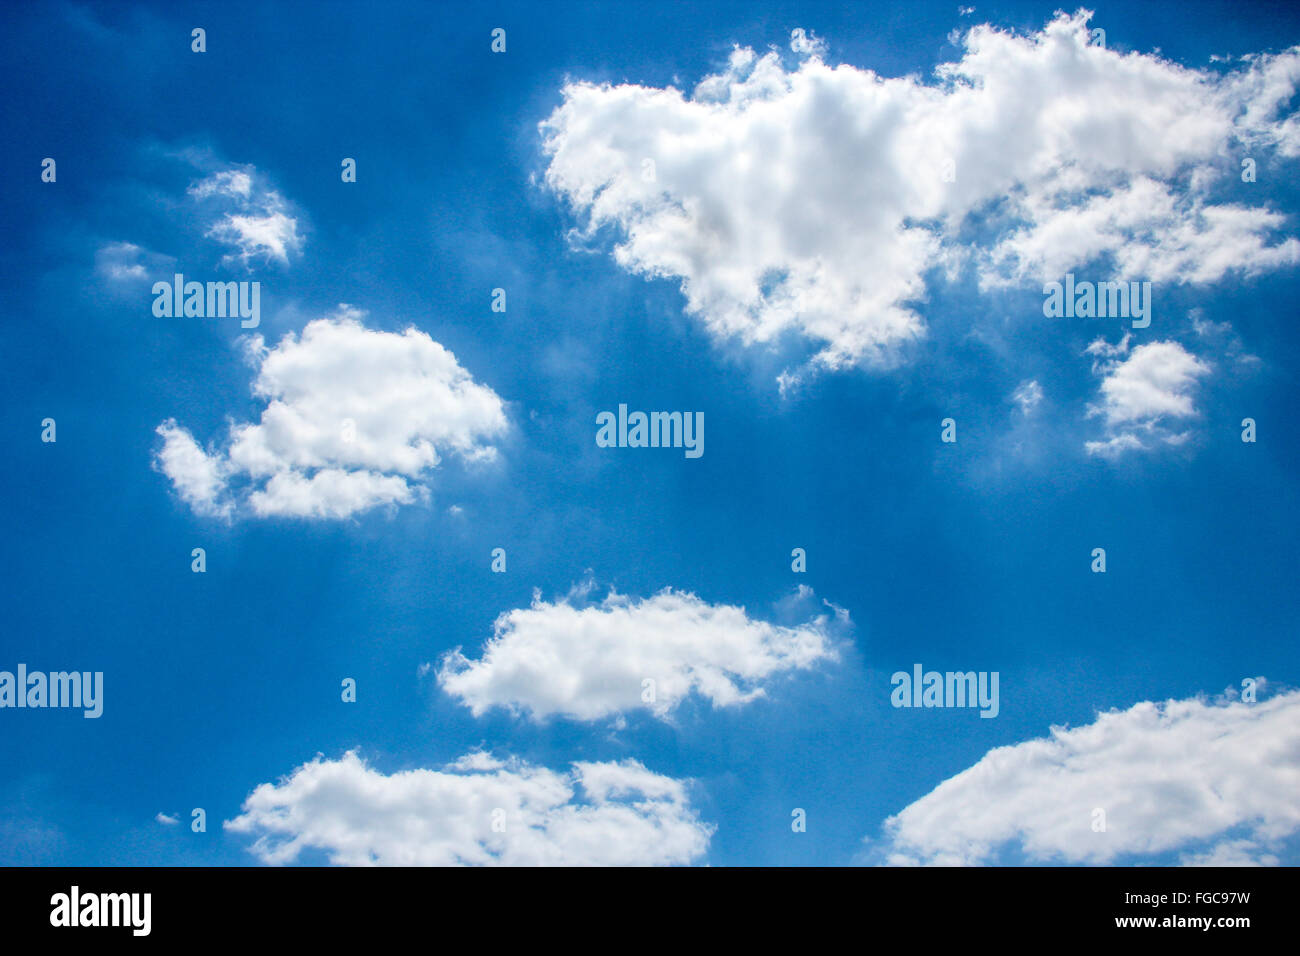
[94,241,174,285]
[187,165,304,268]
[1010,379,1043,416]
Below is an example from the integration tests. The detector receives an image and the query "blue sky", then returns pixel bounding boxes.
[2,0,1299,866]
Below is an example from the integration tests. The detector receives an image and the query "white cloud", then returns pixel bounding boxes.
[1091,341,1209,425]
[789,28,826,58]
[1230,48,1300,157]
[1084,332,1131,359]
[1180,839,1279,867]
[872,688,1300,865]
[1081,432,1145,459]
[97,159,298,291]
[986,178,1300,287]
[225,750,712,866]
[247,468,417,519]
[1085,339,1210,456]
[155,309,508,519]
[94,241,173,284]
[540,12,1300,377]
[153,419,232,518]
[189,169,253,201]
[437,585,843,722]
[1011,379,1043,415]
[188,166,303,268]
[154,812,179,826]
[94,242,147,282]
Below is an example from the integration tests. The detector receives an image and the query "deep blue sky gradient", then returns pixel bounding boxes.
[2,0,1298,865]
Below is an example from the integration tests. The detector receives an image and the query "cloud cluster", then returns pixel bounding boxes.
[1084,335,1210,457]
[437,585,843,722]
[154,310,508,518]
[873,688,1300,865]
[225,750,712,866]
[540,12,1300,374]
[96,159,301,295]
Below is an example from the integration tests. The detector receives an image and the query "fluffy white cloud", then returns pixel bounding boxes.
[437,585,843,722]
[153,419,232,518]
[188,167,303,267]
[540,12,1300,376]
[872,688,1300,865]
[1084,337,1210,456]
[989,179,1300,287]
[225,750,712,866]
[246,468,415,519]
[155,309,508,519]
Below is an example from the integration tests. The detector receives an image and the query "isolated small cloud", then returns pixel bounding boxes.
[95,241,173,284]
[225,750,712,866]
[789,27,826,57]
[1085,339,1210,456]
[188,166,303,268]
[154,812,179,826]
[155,309,508,519]
[870,687,1300,865]
[94,242,147,282]
[437,585,843,722]
[1011,379,1043,415]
